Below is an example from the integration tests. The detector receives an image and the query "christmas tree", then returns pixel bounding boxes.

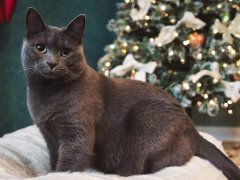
[98,0,240,117]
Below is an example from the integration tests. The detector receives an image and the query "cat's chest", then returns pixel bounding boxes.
[27,87,78,123]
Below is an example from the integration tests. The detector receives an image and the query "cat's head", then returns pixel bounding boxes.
[21,8,87,82]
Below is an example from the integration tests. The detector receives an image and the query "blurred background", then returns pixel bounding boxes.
[0,0,239,143]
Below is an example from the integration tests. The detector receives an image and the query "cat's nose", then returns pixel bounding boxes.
[47,61,57,70]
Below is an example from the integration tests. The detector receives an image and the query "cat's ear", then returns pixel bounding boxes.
[65,15,85,44]
[25,7,46,37]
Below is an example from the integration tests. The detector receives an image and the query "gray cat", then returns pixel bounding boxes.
[21,8,240,179]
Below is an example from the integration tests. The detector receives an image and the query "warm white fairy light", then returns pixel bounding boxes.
[180,59,185,64]
[183,82,190,90]
[217,3,223,9]
[223,63,228,68]
[104,62,111,67]
[125,0,130,3]
[227,100,233,105]
[125,25,131,32]
[157,43,162,47]
[144,22,149,26]
[109,44,115,49]
[197,53,203,60]
[150,38,154,43]
[203,93,209,99]
[145,15,150,20]
[221,48,225,52]
[213,29,218,34]
[209,100,215,105]
[197,101,202,106]
[211,50,216,55]
[170,18,176,23]
[197,83,202,87]
[151,0,157,4]
[122,42,128,47]
[164,13,169,17]
[183,40,190,46]
[133,45,139,51]
[228,109,233,114]
[224,103,229,108]
[213,78,219,84]
[121,49,127,55]
[168,51,174,56]
[160,5,166,11]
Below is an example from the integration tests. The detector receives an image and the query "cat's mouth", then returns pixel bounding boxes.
[41,71,63,79]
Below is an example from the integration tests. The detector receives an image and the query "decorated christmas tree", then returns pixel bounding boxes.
[98,0,240,117]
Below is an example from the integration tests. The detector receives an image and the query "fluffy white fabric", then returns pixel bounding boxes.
[0,125,227,179]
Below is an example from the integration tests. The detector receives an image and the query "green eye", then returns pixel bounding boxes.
[61,48,72,57]
[36,44,47,54]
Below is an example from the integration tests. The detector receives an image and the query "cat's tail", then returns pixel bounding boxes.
[193,132,240,180]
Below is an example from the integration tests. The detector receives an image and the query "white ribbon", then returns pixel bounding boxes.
[155,11,206,46]
[188,62,221,83]
[130,0,151,21]
[110,54,157,82]
[222,81,240,103]
[189,62,240,102]
[212,14,240,44]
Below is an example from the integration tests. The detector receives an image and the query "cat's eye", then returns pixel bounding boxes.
[60,48,73,57]
[36,44,47,54]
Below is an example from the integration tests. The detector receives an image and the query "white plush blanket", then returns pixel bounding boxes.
[0,126,227,180]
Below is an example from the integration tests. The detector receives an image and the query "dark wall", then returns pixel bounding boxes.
[0,0,119,136]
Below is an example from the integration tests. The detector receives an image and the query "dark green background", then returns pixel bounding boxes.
[0,0,239,136]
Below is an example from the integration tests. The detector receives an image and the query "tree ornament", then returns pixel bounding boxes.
[189,33,204,46]
[0,0,17,24]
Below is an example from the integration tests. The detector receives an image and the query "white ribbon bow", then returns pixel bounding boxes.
[212,14,240,44]
[189,62,240,102]
[110,54,157,82]
[130,0,151,21]
[155,11,206,46]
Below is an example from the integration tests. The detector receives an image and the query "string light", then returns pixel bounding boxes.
[109,44,115,49]
[236,60,240,67]
[183,40,190,46]
[228,109,233,114]
[183,82,190,90]
[209,100,215,105]
[217,3,223,9]
[213,78,219,84]
[157,43,162,47]
[197,53,203,60]
[170,18,176,23]
[221,48,225,52]
[224,103,228,108]
[104,62,111,67]
[180,59,185,64]
[125,25,131,32]
[227,100,233,105]
[223,63,228,68]
[197,101,202,106]
[122,42,128,47]
[151,0,157,4]
[145,15,150,20]
[133,45,139,51]
[168,51,174,56]
[160,5,166,11]
[144,22,149,26]
[150,38,154,43]
[174,32,179,37]
[203,93,209,99]
[121,49,127,55]
[197,83,202,87]
[164,13,169,17]
[211,50,216,55]
[125,0,130,3]
[213,29,218,34]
